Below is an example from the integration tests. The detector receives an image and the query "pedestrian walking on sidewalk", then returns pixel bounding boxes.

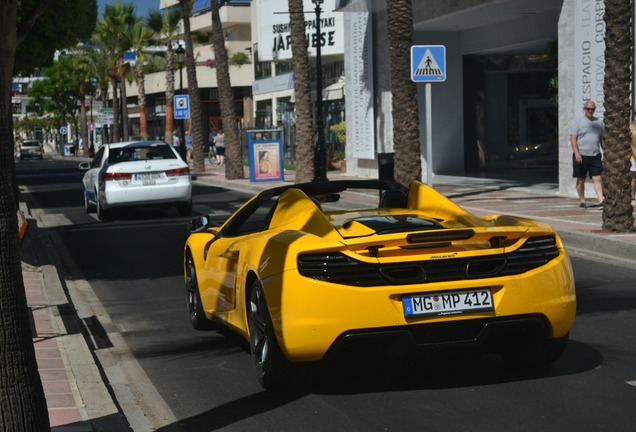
[570,101,605,209]
[185,131,193,164]
[214,130,225,165]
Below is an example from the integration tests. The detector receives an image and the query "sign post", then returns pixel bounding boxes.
[174,95,190,120]
[411,45,446,186]
[174,95,190,161]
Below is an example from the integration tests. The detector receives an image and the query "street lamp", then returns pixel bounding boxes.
[175,43,187,161]
[312,0,327,182]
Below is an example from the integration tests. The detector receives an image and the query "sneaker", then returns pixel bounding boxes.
[579,202,586,208]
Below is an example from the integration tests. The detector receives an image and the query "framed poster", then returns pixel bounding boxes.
[248,130,284,182]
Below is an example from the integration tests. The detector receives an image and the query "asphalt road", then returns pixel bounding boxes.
[17,157,636,432]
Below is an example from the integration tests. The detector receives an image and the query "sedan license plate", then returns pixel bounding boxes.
[134,172,163,185]
[403,288,493,318]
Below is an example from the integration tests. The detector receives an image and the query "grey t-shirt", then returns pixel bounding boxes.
[571,116,604,156]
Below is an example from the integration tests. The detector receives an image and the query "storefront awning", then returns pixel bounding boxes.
[323,80,345,101]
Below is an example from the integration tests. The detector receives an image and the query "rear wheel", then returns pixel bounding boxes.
[84,191,95,214]
[248,280,314,390]
[185,251,217,330]
[96,197,110,221]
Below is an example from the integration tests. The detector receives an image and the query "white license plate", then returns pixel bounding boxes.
[134,173,163,184]
[403,288,493,318]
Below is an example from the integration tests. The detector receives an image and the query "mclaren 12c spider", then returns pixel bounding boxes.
[183,180,576,389]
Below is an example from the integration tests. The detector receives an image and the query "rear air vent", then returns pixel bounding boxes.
[297,236,559,287]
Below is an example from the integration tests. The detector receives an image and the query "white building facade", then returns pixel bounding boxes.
[335,0,611,197]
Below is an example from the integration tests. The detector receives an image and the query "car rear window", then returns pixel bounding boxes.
[22,141,40,147]
[109,143,177,164]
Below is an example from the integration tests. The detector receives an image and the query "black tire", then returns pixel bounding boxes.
[96,196,110,221]
[185,251,217,330]
[248,280,315,390]
[84,191,96,214]
[502,333,569,367]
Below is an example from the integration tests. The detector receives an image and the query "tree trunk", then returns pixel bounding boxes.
[111,78,120,142]
[101,86,110,144]
[288,0,314,183]
[211,0,243,179]
[165,43,176,145]
[387,0,422,187]
[79,82,89,156]
[0,2,51,429]
[136,65,148,140]
[179,0,206,173]
[119,56,130,141]
[602,0,634,231]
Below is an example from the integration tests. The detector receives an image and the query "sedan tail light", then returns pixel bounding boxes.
[102,172,133,181]
[165,167,190,177]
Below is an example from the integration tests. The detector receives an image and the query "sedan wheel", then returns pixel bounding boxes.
[96,196,109,221]
[84,191,95,214]
[185,252,217,330]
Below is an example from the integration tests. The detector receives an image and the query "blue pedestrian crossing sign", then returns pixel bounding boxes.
[174,95,190,119]
[411,45,446,82]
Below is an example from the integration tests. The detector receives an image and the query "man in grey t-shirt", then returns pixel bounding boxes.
[570,101,604,208]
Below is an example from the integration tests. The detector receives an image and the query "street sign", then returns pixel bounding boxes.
[88,121,95,131]
[97,107,113,124]
[60,126,68,135]
[174,95,190,119]
[411,45,446,82]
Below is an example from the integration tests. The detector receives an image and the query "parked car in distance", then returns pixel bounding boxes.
[183,180,576,390]
[79,140,192,220]
[19,139,43,160]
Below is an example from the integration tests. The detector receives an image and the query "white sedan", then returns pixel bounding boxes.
[79,140,192,220]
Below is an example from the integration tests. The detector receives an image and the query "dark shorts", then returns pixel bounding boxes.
[216,147,225,156]
[572,153,603,179]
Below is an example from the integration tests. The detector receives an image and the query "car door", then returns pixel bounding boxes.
[82,147,106,193]
[201,196,278,313]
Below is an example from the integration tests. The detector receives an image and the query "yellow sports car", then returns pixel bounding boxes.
[183,180,575,389]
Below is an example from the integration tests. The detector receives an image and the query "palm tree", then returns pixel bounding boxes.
[84,36,112,144]
[178,0,206,172]
[72,49,94,156]
[601,0,634,232]
[97,1,139,142]
[288,0,314,183]
[131,21,153,140]
[387,0,422,187]
[147,8,182,145]
[211,0,243,179]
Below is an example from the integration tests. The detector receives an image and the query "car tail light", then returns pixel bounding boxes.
[298,253,385,286]
[102,172,133,181]
[165,167,190,177]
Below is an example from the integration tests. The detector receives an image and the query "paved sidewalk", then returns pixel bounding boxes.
[21,156,636,430]
[21,200,129,431]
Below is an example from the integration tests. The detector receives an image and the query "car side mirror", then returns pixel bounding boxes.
[78,162,91,170]
[188,215,211,233]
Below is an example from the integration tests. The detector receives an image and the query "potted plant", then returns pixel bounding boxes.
[329,121,346,172]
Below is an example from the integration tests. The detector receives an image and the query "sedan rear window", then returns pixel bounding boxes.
[109,144,177,164]
[22,141,41,147]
